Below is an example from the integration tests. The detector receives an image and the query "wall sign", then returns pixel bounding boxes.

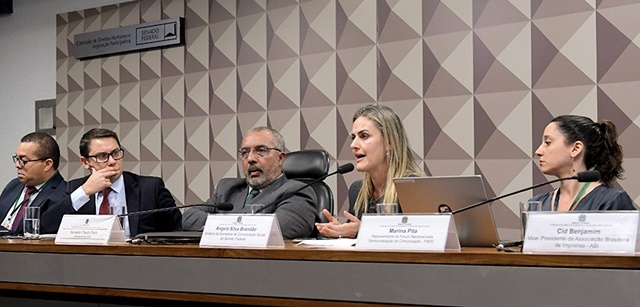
[74,17,184,59]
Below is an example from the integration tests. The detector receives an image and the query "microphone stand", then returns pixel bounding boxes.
[451,176,577,215]
[254,164,354,214]
[119,203,232,218]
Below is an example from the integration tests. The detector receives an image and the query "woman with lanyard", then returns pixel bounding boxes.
[530,115,635,211]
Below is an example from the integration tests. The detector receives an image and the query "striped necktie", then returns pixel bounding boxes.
[11,186,37,231]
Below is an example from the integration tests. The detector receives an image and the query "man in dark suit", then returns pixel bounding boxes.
[40,128,181,237]
[182,127,317,239]
[0,132,66,235]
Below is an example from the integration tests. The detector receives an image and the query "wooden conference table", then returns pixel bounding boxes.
[0,239,638,307]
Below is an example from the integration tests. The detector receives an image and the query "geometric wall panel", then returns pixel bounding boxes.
[57,0,640,213]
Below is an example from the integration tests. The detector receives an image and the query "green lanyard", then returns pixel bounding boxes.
[553,182,590,211]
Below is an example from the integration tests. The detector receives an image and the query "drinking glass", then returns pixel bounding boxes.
[109,204,126,230]
[376,203,399,215]
[249,204,266,214]
[23,206,40,240]
[520,201,542,238]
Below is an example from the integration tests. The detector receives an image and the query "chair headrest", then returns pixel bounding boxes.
[282,150,330,180]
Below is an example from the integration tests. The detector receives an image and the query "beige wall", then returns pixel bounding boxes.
[56,0,640,213]
[0,0,131,187]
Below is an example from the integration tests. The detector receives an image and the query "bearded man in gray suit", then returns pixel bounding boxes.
[182,127,317,239]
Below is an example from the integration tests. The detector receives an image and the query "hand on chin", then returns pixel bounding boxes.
[108,172,122,182]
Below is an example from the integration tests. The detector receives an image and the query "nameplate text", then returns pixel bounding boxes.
[356,214,460,252]
[55,215,125,245]
[523,211,639,254]
[200,214,284,248]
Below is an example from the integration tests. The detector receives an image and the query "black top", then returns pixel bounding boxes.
[529,185,636,211]
[347,180,404,219]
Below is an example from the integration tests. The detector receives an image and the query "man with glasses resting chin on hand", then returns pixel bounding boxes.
[40,128,182,237]
[0,132,66,235]
[182,127,317,240]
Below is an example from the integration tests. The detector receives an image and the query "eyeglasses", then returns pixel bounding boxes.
[12,156,48,168]
[86,148,125,163]
[238,146,281,159]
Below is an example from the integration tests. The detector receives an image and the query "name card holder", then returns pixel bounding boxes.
[200,214,285,248]
[55,215,126,245]
[523,211,640,255]
[355,213,460,252]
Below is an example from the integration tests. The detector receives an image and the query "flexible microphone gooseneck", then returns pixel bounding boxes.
[449,170,601,215]
[254,163,355,214]
[118,203,234,218]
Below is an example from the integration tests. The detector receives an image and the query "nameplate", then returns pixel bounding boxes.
[355,214,460,252]
[55,215,126,245]
[523,211,640,254]
[200,214,284,248]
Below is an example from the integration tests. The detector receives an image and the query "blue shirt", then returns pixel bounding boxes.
[71,174,131,237]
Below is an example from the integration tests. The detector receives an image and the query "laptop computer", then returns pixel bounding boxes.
[393,175,520,247]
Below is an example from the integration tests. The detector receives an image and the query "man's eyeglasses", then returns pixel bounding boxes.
[12,156,48,168]
[86,148,125,163]
[238,146,281,159]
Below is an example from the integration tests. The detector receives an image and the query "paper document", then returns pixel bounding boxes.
[296,238,357,247]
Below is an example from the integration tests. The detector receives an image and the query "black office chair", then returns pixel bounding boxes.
[282,149,334,224]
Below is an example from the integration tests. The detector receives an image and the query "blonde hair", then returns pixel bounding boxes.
[352,104,424,214]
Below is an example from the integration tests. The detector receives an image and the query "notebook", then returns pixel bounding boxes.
[393,175,520,247]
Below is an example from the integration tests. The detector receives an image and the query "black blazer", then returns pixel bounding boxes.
[0,172,66,235]
[40,171,182,236]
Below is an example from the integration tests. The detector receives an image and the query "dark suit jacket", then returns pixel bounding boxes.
[40,171,182,236]
[182,175,317,239]
[0,172,66,235]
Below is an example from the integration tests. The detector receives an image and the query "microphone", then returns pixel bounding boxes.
[118,203,234,218]
[254,163,355,214]
[494,243,519,253]
[446,170,601,215]
[337,163,355,174]
[576,170,600,182]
